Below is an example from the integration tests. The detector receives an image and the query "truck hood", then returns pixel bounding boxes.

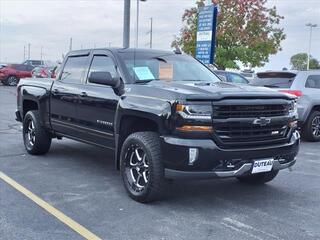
[129,81,295,101]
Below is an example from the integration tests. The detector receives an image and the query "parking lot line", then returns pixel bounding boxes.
[0,171,102,240]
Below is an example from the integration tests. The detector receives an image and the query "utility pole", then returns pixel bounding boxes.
[135,0,147,48]
[306,23,317,70]
[23,45,26,61]
[27,43,31,60]
[123,0,131,48]
[69,37,73,51]
[149,17,153,49]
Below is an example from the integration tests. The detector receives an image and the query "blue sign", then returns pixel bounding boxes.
[195,5,218,65]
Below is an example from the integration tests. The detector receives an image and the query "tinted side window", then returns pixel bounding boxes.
[228,73,248,84]
[27,65,35,71]
[88,55,117,81]
[305,75,320,89]
[31,61,42,66]
[60,56,88,84]
[215,72,227,82]
[13,65,28,71]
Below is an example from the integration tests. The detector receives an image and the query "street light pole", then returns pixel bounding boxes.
[123,0,131,48]
[136,0,139,48]
[306,23,317,70]
[123,0,146,48]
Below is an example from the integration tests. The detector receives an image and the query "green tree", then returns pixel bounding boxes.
[290,53,320,70]
[172,0,286,69]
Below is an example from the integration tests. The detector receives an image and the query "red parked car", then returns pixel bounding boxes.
[0,64,34,86]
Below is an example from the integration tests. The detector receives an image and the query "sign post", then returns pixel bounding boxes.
[195,4,218,65]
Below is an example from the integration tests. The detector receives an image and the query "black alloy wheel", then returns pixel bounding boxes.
[25,118,36,149]
[120,132,165,203]
[311,115,320,138]
[23,111,52,155]
[124,145,150,192]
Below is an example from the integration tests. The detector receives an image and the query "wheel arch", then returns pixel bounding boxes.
[23,100,39,118]
[311,105,320,113]
[304,105,320,125]
[114,113,165,170]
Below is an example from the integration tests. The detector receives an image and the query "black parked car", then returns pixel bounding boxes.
[16,48,300,202]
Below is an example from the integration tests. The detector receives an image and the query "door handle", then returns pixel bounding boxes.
[80,92,87,97]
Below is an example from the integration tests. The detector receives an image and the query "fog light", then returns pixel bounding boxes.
[189,148,198,165]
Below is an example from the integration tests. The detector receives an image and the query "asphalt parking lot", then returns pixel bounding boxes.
[0,85,320,240]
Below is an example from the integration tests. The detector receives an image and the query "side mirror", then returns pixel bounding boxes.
[88,71,124,95]
[89,71,119,87]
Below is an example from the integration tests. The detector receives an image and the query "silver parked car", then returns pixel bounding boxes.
[251,70,320,142]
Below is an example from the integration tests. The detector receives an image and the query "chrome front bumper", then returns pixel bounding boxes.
[165,158,297,179]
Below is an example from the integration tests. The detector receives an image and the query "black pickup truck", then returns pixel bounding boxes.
[16,48,300,202]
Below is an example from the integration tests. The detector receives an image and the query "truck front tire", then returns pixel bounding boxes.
[120,132,165,203]
[23,111,51,155]
[302,111,320,142]
[237,170,279,184]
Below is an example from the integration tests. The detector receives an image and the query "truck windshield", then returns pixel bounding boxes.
[118,52,221,83]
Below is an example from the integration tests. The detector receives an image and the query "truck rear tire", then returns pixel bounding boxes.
[237,170,279,184]
[120,132,165,203]
[302,111,320,142]
[23,111,52,155]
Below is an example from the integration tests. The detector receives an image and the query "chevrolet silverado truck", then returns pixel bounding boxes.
[16,48,300,202]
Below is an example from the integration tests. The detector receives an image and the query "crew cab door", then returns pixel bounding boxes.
[75,50,119,148]
[50,53,90,137]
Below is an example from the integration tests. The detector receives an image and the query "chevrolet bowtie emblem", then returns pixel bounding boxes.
[253,117,271,126]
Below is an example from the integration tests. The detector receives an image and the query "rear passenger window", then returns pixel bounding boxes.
[88,55,117,80]
[305,75,320,89]
[60,56,88,84]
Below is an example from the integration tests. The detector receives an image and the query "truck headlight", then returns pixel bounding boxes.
[289,100,298,115]
[176,104,212,120]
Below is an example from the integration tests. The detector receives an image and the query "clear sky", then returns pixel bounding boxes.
[0,0,319,71]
